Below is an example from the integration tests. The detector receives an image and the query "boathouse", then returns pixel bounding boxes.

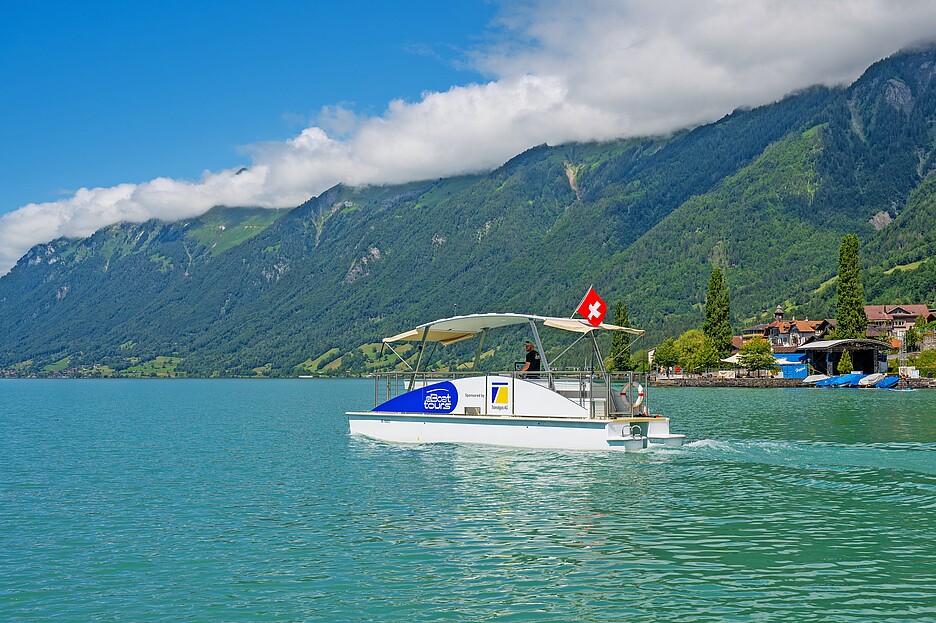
[798,339,892,375]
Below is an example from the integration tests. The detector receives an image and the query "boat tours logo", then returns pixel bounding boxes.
[490,381,509,411]
[371,380,458,414]
[423,388,453,411]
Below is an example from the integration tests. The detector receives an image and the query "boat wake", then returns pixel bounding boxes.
[650,437,936,476]
[683,438,732,450]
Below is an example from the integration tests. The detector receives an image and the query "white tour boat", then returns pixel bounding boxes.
[347,313,684,451]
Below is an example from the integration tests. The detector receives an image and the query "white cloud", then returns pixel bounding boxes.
[3,0,936,272]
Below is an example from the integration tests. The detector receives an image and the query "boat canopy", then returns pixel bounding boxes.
[383,312,644,345]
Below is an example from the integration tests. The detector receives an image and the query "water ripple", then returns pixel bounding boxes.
[1,381,935,621]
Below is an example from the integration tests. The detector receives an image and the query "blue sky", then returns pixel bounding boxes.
[0,0,495,212]
[2,0,936,272]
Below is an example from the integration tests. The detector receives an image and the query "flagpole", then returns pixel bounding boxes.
[572,284,593,319]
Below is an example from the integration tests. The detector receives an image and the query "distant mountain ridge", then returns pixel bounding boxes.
[3,47,936,376]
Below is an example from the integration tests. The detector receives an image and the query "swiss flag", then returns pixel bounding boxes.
[576,286,606,327]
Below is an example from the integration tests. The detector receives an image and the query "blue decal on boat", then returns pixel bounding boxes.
[373,381,459,414]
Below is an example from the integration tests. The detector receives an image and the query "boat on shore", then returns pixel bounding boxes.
[876,375,900,389]
[810,373,902,389]
[857,373,885,387]
[347,313,684,451]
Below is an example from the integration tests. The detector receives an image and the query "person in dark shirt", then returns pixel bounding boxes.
[519,341,541,374]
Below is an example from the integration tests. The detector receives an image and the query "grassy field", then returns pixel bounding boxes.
[122,356,185,378]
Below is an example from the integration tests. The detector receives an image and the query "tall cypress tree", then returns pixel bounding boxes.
[835,234,867,339]
[703,268,733,356]
[609,300,633,371]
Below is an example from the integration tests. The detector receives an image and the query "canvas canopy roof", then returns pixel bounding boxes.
[383,312,643,346]
[798,339,890,352]
[719,353,805,365]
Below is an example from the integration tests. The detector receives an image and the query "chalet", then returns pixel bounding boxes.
[729,304,923,374]
[732,303,934,364]
[864,304,935,339]
[763,305,834,348]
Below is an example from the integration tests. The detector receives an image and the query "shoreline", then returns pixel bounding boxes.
[651,376,935,389]
[3,374,933,389]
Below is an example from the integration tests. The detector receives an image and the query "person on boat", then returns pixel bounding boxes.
[519,341,541,376]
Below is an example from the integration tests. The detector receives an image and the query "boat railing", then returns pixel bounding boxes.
[370,370,654,418]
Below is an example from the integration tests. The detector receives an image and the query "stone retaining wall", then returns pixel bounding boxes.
[651,377,935,389]
[652,377,803,388]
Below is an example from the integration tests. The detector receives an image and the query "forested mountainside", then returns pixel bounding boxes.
[3,47,936,377]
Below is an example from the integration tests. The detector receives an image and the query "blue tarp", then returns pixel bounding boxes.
[876,375,899,388]
[817,374,865,387]
[831,374,865,386]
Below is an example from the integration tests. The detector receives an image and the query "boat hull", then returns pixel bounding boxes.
[347,412,683,451]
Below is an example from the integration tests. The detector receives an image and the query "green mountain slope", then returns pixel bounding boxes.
[614,125,838,334]
[864,174,936,303]
[4,47,936,376]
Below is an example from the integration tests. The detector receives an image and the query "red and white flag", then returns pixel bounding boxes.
[576,286,606,327]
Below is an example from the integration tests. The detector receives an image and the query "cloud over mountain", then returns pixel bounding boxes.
[3,0,936,272]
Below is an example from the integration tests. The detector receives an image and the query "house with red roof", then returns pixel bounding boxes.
[762,305,835,348]
[864,304,935,340]
[733,303,934,357]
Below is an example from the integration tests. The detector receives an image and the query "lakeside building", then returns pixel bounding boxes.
[738,303,934,352]
[865,305,935,341]
[739,305,835,351]
[732,303,933,375]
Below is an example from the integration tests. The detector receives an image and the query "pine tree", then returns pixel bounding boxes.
[905,316,926,352]
[608,300,633,371]
[834,234,867,339]
[703,268,733,356]
[837,350,854,374]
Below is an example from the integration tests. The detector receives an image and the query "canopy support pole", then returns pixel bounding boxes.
[473,329,487,370]
[589,329,611,419]
[410,329,430,391]
[384,342,413,371]
[528,319,553,390]
[590,330,607,374]
[424,341,439,371]
[550,332,589,366]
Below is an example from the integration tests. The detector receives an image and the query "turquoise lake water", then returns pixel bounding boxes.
[1,379,934,622]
